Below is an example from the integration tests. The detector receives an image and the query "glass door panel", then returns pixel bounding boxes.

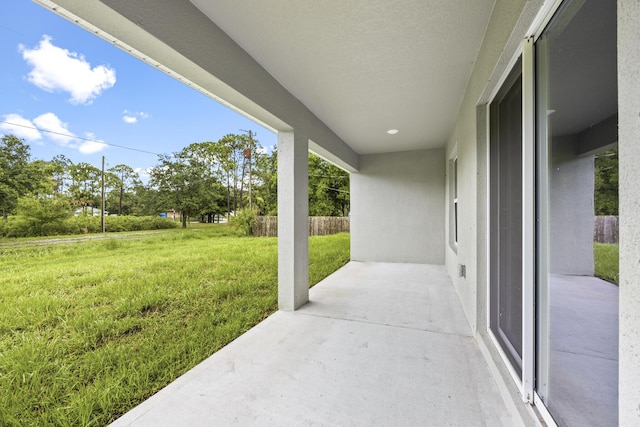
[536,1,618,425]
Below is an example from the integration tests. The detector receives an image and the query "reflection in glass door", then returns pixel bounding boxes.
[536,1,618,425]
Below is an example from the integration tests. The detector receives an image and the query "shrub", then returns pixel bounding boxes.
[64,216,101,234]
[14,197,72,236]
[229,208,258,236]
[0,214,177,238]
[103,216,178,233]
[2,216,33,238]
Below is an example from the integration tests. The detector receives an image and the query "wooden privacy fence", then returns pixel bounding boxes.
[594,215,619,244]
[252,216,350,237]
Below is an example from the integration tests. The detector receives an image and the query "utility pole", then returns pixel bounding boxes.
[101,156,106,233]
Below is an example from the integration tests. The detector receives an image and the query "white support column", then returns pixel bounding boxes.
[278,130,309,311]
[619,1,640,425]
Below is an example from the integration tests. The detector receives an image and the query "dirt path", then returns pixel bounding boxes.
[0,230,168,248]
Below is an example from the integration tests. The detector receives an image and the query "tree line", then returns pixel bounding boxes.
[0,133,350,231]
[594,147,618,216]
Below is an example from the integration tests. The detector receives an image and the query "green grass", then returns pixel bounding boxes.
[0,225,350,426]
[594,242,619,285]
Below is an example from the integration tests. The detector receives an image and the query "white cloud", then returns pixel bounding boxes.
[122,110,149,124]
[78,140,105,154]
[134,167,152,179]
[33,112,75,145]
[73,132,105,154]
[2,111,106,155]
[19,35,116,104]
[257,146,268,154]
[0,113,42,141]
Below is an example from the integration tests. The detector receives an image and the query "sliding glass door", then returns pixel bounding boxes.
[489,60,523,379]
[535,1,618,425]
[488,2,618,425]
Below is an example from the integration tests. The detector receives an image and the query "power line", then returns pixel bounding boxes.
[0,120,161,156]
[0,22,31,39]
[309,174,349,179]
[314,184,350,194]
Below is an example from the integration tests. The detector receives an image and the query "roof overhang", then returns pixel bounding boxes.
[34,0,497,170]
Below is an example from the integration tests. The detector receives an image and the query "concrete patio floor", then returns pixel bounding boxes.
[110,262,517,426]
[548,274,619,427]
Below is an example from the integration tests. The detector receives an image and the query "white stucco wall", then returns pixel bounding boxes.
[445,0,543,332]
[351,149,445,264]
[618,0,640,424]
[550,136,595,276]
[444,0,545,424]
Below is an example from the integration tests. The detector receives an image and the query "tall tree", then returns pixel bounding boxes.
[107,164,141,215]
[149,148,225,228]
[308,153,350,216]
[253,149,278,215]
[215,133,262,215]
[218,134,243,214]
[132,185,164,217]
[595,147,618,215]
[68,162,101,214]
[0,135,44,220]
[48,154,72,196]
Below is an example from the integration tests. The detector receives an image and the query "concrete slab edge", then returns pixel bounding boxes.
[475,332,539,427]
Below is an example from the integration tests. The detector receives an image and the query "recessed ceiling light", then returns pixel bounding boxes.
[387,129,399,135]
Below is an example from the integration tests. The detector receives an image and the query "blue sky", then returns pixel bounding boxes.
[0,0,276,180]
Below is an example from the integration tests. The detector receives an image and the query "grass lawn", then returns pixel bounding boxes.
[0,224,350,426]
[594,242,619,285]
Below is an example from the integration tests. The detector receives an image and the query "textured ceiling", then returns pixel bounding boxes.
[189,0,495,154]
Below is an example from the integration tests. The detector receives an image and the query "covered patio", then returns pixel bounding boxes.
[33,0,640,425]
[110,262,517,426]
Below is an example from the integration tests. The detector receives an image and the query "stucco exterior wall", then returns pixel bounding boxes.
[618,0,640,424]
[444,0,543,332]
[444,0,544,424]
[351,149,445,264]
[550,136,595,275]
